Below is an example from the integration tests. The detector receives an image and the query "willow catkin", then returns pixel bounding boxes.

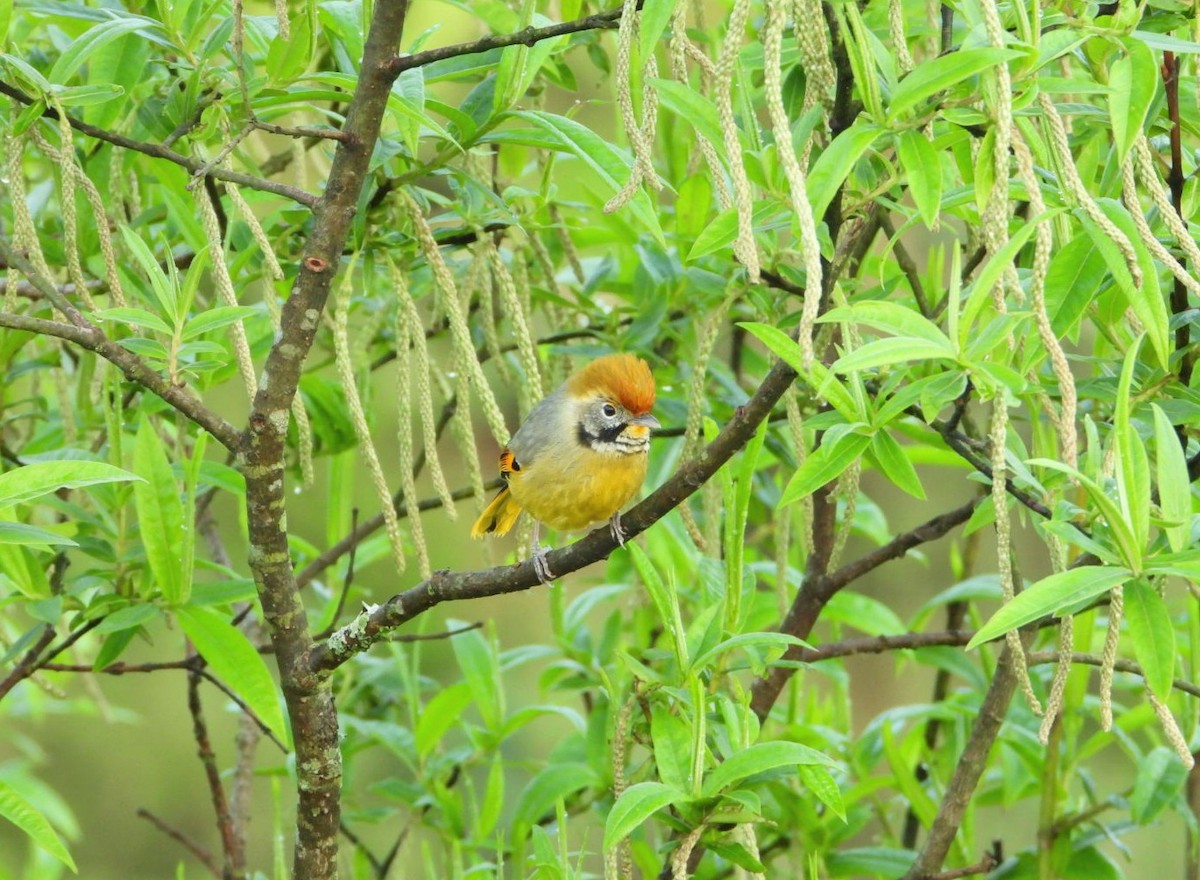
[332,266,411,576]
[1039,95,1143,286]
[393,264,457,520]
[991,399,1043,715]
[714,0,760,281]
[489,245,544,416]
[195,182,258,400]
[764,0,824,368]
[393,284,431,577]
[1038,536,1072,743]
[1099,584,1123,731]
[49,100,94,311]
[1122,157,1200,297]
[1012,130,1077,469]
[402,191,509,446]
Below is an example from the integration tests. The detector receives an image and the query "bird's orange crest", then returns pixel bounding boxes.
[567,353,655,414]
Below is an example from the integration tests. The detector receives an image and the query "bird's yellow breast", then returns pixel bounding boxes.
[507,443,649,533]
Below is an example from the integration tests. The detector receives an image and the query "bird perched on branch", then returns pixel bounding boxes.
[470,353,659,582]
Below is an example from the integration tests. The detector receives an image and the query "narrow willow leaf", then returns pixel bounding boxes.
[832,336,956,373]
[1029,458,1142,570]
[808,121,880,220]
[819,300,952,348]
[47,16,157,84]
[895,129,942,228]
[0,522,77,547]
[415,683,472,758]
[870,431,925,499]
[1114,337,1151,550]
[603,782,687,850]
[1093,200,1170,368]
[651,703,693,792]
[175,605,290,746]
[450,623,501,731]
[649,77,724,156]
[1152,405,1192,552]
[701,741,839,798]
[1130,747,1189,824]
[0,779,76,872]
[133,420,186,604]
[799,765,847,822]
[967,566,1132,648]
[0,460,140,509]
[888,48,1022,119]
[513,762,599,830]
[1110,36,1158,164]
[1124,579,1175,701]
[779,430,872,506]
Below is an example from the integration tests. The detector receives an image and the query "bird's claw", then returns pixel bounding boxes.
[532,543,555,584]
[609,513,627,547]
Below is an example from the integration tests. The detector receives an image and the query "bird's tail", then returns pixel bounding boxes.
[470,486,522,538]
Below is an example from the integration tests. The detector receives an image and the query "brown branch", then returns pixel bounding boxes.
[251,118,350,142]
[749,495,983,718]
[0,79,319,207]
[309,355,801,673]
[188,671,244,878]
[901,636,1027,880]
[389,6,628,74]
[240,2,415,877]
[0,625,55,703]
[137,808,223,879]
[0,246,242,451]
[928,853,999,880]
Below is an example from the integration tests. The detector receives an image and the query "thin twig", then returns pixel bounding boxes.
[137,808,223,879]
[0,79,319,207]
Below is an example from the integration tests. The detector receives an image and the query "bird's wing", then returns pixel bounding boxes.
[498,448,521,478]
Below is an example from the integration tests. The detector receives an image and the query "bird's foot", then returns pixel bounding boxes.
[609,512,627,547]
[532,543,555,584]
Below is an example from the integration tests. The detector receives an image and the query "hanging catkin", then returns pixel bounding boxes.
[332,265,410,576]
[764,0,824,369]
[714,0,760,281]
[392,262,457,520]
[393,282,431,577]
[402,191,510,446]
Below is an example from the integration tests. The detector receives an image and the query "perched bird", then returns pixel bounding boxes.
[470,353,659,582]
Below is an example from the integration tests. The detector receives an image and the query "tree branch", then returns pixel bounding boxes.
[0,79,319,207]
[389,6,628,74]
[0,245,242,451]
[309,355,800,673]
[238,2,415,876]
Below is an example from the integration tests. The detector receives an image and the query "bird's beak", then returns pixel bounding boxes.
[628,413,661,430]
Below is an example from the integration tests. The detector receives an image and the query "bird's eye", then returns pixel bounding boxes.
[602,403,618,418]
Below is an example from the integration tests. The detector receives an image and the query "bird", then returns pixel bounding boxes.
[470,352,660,582]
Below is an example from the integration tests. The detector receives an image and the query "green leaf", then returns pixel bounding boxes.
[650,77,723,153]
[1152,404,1191,552]
[175,605,290,746]
[1124,579,1175,700]
[1044,233,1106,338]
[0,522,77,547]
[1109,36,1158,164]
[1129,746,1189,824]
[94,603,160,634]
[181,306,259,341]
[450,622,501,730]
[133,420,187,604]
[701,741,838,798]
[47,16,160,85]
[967,566,1132,649]
[819,300,952,349]
[1114,337,1151,551]
[779,430,871,506]
[603,781,687,850]
[631,543,688,670]
[0,460,140,508]
[808,121,880,220]
[0,778,76,872]
[833,336,956,373]
[798,765,847,822]
[826,847,915,878]
[120,227,178,321]
[92,307,172,336]
[638,0,678,66]
[513,110,665,244]
[870,430,925,498]
[689,632,811,672]
[1030,458,1143,570]
[895,129,942,228]
[514,763,599,829]
[1090,201,1171,369]
[651,703,693,792]
[888,48,1022,119]
[415,683,472,758]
